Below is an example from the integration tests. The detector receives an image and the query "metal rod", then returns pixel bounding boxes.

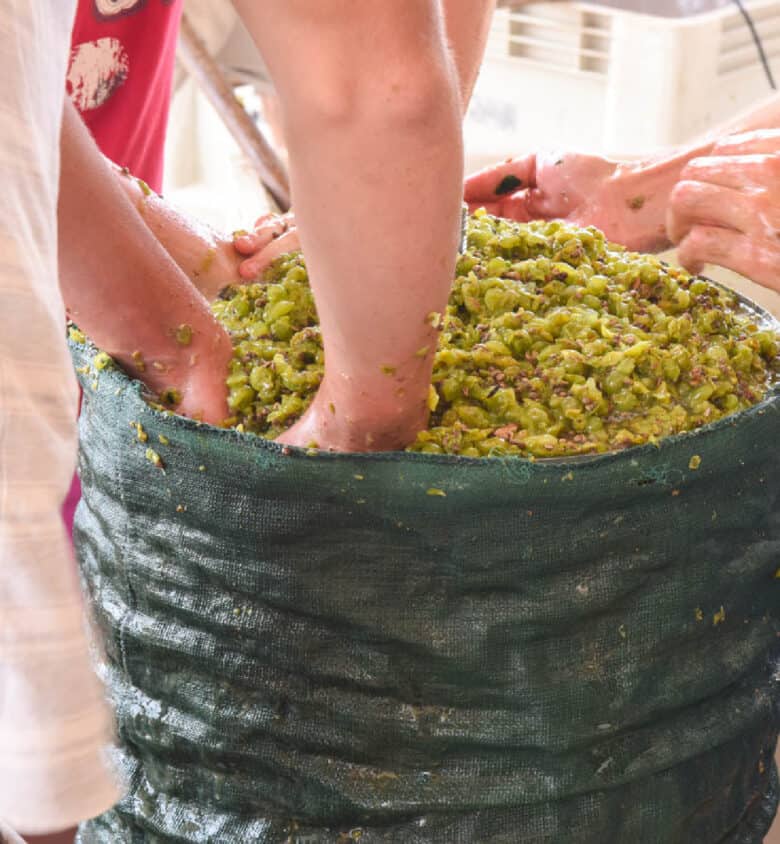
[176,13,291,212]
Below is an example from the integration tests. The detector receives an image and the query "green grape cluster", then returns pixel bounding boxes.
[212,211,779,458]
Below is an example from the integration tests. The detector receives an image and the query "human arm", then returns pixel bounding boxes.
[464,93,780,253]
[234,0,496,282]
[105,158,243,301]
[444,0,497,113]
[666,130,780,293]
[231,0,464,451]
[59,99,232,424]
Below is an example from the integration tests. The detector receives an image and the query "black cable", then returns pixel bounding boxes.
[732,0,777,90]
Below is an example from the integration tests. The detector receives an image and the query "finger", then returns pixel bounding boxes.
[252,211,275,228]
[238,228,301,279]
[667,180,759,243]
[251,210,286,228]
[251,210,294,230]
[233,215,289,254]
[681,154,780,190]
[233,230,276,255]
[677,225,780,294]
[712,128,780,157]
[498,189,538,223]
[464,154,537,204]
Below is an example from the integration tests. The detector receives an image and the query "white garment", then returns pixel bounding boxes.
[0,1,120,834]
[0,818,24,843]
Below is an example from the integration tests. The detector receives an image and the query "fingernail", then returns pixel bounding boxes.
[495,175,523,195]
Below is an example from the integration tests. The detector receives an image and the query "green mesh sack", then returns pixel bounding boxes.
[69,332,779,844]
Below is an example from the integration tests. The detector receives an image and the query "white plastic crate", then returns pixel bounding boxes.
[465,0,780,168]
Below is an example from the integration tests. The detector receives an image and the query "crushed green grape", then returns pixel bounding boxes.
[92,351,112,371]
[159,387,182,408]
[199,215,772,456]
[211,214,778,457]
[175,324,193,346]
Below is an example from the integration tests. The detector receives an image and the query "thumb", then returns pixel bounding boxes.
[238,228,301,279]
[464,154,537,204]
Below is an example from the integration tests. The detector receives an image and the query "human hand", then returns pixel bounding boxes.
[233,212,301,280]
[169,325,233,426]
[667,130,780,293]
[464,152,671,252]
[94,310,232,428]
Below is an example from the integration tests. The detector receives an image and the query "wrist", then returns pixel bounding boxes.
[116,318,233,424]
[614,142,715,251]
[197,237,242,300]
[109,158,241,300]
[622,140,714,193]
[178,327,233,424]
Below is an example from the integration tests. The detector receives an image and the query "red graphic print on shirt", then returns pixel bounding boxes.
[93,0,148,20]
[67,0,183,191]
[67,37,129,111]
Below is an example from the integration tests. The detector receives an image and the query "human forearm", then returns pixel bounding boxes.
[645,91,780,187]
[233,1,464,450]
[717,92,780,137]
[281,82,463,413]
[59,100,231,423]
[235,0,496,280]
[667,129,780,292]
[611,93,780,248]
[443,0,497,113]
[106,159,241,300]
